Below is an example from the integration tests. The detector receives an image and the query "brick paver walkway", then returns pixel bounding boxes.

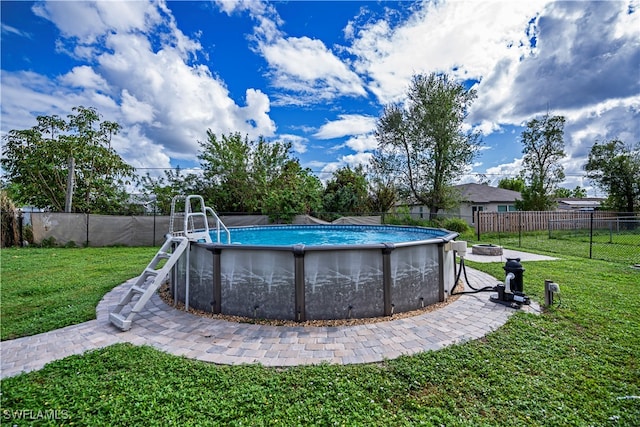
[1,267,540,379]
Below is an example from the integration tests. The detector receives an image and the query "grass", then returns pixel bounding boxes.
[1,246,639,425]
[0,246,157,340]
[467,229,639,265]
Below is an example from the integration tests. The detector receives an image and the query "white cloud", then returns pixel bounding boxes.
[226,0,366,105]
[485,158,524,180]
[4,0,277,171]
[346,0,639,154]
[344,134,378,153]
[473,120,503,137]
[318,162,340,182]
[59,65,109,91]
[306,160,327,169]
[277,134,308,154]
[120,90,154,124]
[214,0,271,17]
[0,70,93,129]
[316,152,373,184]
[341,152,372,168]
[1,23,31,38]
[32,0,162,45]
[471,1,640,126]
[260,36,366,103]
[349,1,548,105]
[313,114,377,139]
[239,88,275,135]
[560,97,640,182]
[343,0,639,190]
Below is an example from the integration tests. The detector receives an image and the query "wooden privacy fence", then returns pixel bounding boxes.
[477,211,619,234]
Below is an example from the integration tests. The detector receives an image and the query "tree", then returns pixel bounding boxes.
[516,113,566,211]
[475,174,491,186]
[498,177,525,193]
[1,190,20,247]
[572,186,587,198]
[374,73,480,218]
[553,186,587,199]
[1,106,136,213]
[585,140,640,213]
[198,131,323,219]
[262,161,323,222]
[322,165,370,220]
[198,132,254,213]
[367,147,398,217]
[139,167,203,215]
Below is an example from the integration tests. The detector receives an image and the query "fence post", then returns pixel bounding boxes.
[518,212,522,247]
[293,244,306,322]
[153,206,157,246]
[212,247,222,314]
[476,211,481,241]
[86,212,90,247]
[18,209,24,247]
[609,220,613,244]
[589,211,594,259]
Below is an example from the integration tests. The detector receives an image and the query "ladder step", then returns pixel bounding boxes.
[131,285,147,294]
[109,219,191,331]
[143,268,160,276]
[109,313,132,331]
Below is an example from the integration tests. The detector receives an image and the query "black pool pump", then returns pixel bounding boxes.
[490,258,531,307]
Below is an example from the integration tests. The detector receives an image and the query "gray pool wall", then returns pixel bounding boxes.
[172,228,459,321]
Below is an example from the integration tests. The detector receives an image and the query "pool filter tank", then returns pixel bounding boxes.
[490,258,531,307]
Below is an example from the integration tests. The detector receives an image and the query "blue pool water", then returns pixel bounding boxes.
[220,225,449,246]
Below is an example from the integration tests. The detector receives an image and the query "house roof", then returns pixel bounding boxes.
[454,183,521,204]
[556,198,604,204]
[556,198,604,208]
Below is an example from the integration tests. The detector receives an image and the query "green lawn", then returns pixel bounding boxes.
[1,246,639,426]
[0,246,157,340]
[468,229,639,265]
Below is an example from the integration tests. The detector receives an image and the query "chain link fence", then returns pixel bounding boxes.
[14,211,385,247]
[548,215,639,263]
[477,212,640,265]
[8,208,637,265]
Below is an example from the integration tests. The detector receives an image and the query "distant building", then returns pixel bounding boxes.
[406,183,522,224]
[555,198,605,211]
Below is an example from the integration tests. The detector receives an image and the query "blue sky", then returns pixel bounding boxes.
[2,1,639,196]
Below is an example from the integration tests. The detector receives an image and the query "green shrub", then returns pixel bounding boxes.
[442,218,470,234]
[385,205,432,226]
[23,224,34,245]
[40,236,57,248]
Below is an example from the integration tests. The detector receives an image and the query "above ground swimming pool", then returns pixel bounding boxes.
[229,225,453,246]
[171,225,459,321]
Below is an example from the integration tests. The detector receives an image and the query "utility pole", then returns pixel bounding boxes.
[64,156,75,212]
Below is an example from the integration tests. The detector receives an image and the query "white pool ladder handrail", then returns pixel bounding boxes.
[169,195,230,243]
[206,206,231,244]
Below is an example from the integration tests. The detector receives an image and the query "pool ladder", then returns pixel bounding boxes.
[109,235,189,331]
[110,195,230,331]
